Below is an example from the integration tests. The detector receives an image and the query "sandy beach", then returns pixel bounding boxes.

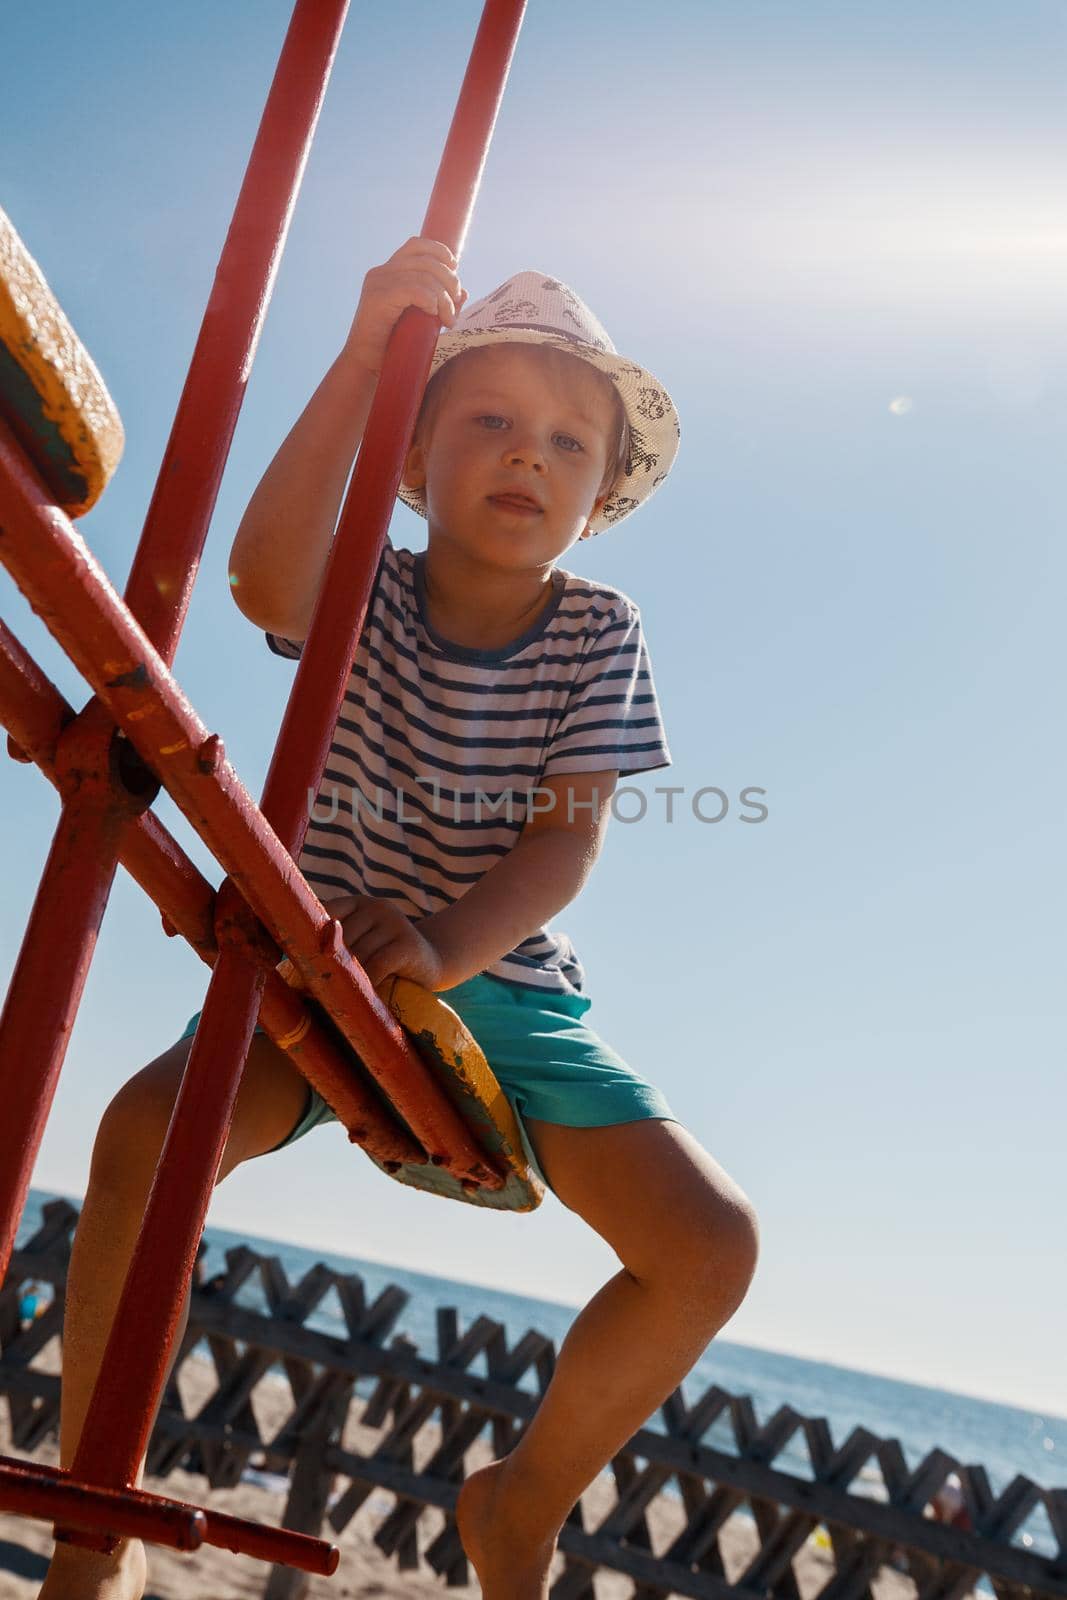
[0,1342,923,1600]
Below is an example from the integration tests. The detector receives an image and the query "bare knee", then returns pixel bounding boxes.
[88,1031,308,1200]
[89,1044,192,1198]
[647,1189,760,1319]
[700,1191,759,1311]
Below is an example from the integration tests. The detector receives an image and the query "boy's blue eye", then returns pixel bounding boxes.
[473,416,584,453]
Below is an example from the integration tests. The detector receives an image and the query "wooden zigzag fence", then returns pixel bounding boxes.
[1,1199,1065,1600]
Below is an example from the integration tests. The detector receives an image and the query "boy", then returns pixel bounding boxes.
[40,238,759,1600]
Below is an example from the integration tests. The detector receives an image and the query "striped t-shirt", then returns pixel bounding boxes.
[267,541,670,995]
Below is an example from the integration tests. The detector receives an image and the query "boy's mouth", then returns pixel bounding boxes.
[487,492,542,515]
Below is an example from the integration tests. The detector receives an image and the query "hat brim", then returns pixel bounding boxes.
[395,326,680,536]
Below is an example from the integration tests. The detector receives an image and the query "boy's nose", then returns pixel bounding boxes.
[503,439,547,471]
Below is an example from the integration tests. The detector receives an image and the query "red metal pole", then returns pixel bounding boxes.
[124,0,352,665]
[0,1461,206,1552]
[262,0,529,856]
[0,789,124,1276]
[68,944,271,1494]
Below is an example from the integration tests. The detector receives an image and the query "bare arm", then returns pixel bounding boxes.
[421,771,618,989]
[329,771,620,991]
[228,236,465,640]
[227,353,377,638]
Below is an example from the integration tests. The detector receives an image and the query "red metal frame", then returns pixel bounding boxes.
[0,620,427,1166]
[0,0,527,1572]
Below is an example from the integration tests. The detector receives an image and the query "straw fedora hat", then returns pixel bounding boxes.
[397,269,680,535]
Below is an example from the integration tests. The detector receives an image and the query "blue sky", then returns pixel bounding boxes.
[2,1,1065,1418]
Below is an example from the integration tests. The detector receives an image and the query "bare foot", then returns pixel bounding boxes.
[38,1535,147,1600]
[455,1460,558,1599]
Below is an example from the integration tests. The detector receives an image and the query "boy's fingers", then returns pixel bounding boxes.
[321,894,363,921]
[393,246,462,294]
[363,942,405,986]
[369,266,461,325]
[339,919,377,951]
[347,926,396,969]
[337,905,386,945]
[399,266,462,308]
[390,238,457,277]
[398,235,457,266]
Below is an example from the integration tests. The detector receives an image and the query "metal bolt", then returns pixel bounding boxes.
[196,732,225,774]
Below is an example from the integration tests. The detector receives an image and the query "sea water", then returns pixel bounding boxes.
[15,1190,1065,1561]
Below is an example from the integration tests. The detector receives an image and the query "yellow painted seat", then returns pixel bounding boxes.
[373,975,544,1211]
[276,958,544,1211]
[0,205,124,515]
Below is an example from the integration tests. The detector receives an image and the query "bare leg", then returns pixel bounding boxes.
[456,1118,759,1599]
[38,1030,310,1600]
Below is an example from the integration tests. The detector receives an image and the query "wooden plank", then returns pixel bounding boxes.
[263,1374,351,1600]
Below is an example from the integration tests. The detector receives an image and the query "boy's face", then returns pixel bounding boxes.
[401,345,615,572]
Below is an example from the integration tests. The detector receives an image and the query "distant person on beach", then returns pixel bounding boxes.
[928,1473,972,1531]
[17,1280,47,1327]
[39,239,759,1600]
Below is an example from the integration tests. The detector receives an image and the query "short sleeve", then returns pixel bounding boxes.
[265,631,303,659]
[264,543,391,661]
[541,601,671,779]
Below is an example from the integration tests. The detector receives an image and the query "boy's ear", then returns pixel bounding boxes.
[401,440,426,490]
[581,489,608,536]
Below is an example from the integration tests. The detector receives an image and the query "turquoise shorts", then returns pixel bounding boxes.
[179,972,675,1192]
